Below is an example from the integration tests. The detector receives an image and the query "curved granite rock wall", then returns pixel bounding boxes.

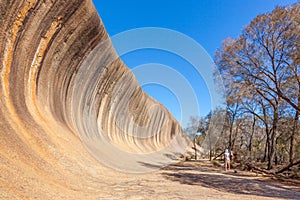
[0,0,190,197]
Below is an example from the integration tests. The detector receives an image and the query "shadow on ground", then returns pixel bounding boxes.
[161,161,300,200]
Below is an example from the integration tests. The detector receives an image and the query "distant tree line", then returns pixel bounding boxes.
[185,3,300,174]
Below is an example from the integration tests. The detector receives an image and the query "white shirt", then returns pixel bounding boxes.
[225,151,230,161]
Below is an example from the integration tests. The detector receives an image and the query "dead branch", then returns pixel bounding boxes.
[275,158,300,174]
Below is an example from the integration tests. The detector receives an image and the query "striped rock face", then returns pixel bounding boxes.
[0,0,191,197]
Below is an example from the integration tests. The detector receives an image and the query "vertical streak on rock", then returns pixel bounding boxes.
[1,0,36,99]
[0,0,40,150]
[27,17,62,121]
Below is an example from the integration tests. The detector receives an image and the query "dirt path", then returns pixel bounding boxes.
[100,159,300,200]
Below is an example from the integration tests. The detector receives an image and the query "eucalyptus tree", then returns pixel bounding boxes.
[215,3,300,169]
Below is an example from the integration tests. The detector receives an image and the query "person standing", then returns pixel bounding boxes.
[224,149,231,171]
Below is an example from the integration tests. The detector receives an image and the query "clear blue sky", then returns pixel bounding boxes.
[92,0,298,128]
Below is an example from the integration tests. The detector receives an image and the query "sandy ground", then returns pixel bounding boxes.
[99,159,300,200]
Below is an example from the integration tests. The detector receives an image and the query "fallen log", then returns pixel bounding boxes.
[246,159,300,176]
[245,162,300,185]
[246,163,275,175]
[275,158,300,174]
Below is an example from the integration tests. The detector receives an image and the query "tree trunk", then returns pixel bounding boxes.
[194,137,197,160]
[268,105,278,170]
[268,129,275,170]
[267,132,271,167]
[289,126,295,163]
[228,104,238,150]
[229,124,233,150]
[231,124,239,149]
[262,104,269,163]
[248,115,256,158]
[263,136,268,162]
[290,103,299,163]
[275,137,279,165]
[209,132,212,161]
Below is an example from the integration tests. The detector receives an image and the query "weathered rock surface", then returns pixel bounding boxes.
[0,0,190,198]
